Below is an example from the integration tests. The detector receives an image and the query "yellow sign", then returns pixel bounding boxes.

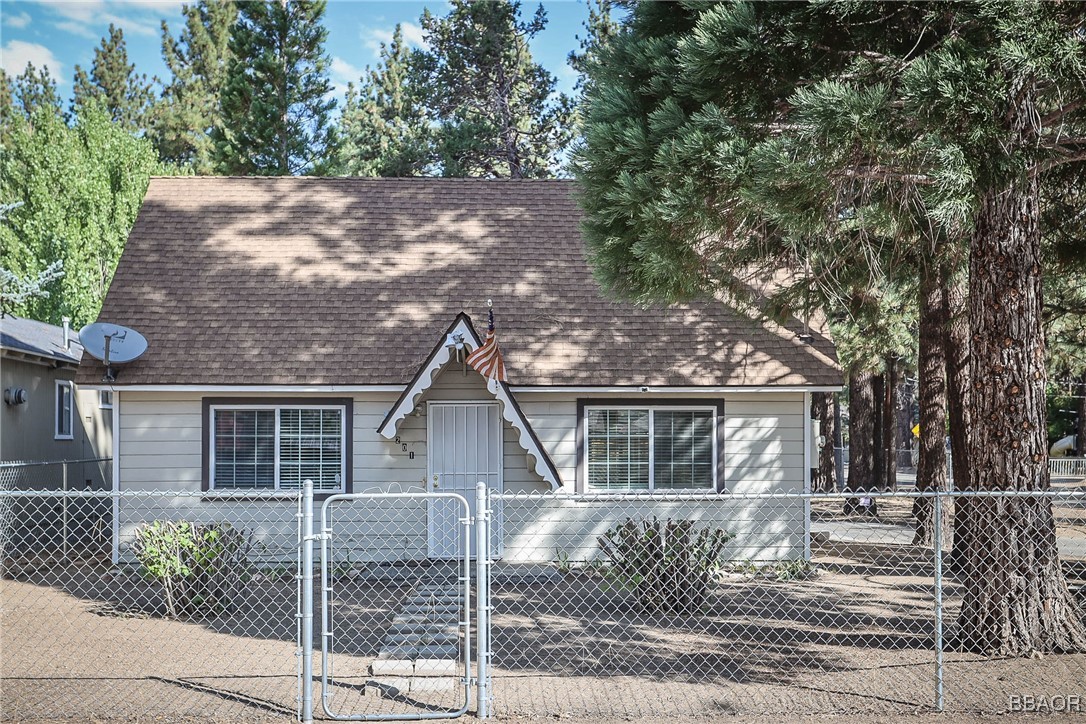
[911,424,920,438]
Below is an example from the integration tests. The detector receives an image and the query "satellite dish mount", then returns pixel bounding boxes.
[101,329,126,382]
[79,323,148,383]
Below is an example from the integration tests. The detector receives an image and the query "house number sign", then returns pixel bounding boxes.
[393,435,416,460]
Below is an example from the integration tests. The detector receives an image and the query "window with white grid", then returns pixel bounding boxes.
[210,405,345,492]
[585,407,716,492]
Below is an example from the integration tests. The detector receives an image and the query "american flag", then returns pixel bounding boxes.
[467,307,507,385]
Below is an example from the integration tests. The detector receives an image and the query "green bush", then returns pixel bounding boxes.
[597,518,732,615]
[131,521,254,618]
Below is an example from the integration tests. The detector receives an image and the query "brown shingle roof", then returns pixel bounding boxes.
[77,177,841,387]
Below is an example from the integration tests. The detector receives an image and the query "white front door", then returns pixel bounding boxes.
[427,402,503,558]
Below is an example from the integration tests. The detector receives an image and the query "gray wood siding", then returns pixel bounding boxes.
[115,387,808,562]
[1,356,111,488]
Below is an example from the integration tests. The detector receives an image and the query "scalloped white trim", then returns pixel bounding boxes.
[377,317,560,490]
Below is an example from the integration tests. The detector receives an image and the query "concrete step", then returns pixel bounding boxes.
[370,659,413,676]
[376,643,459,661]
[383,631,459,647]
[405,594,462,606]
[393,611,461,625]
[415,659,459,676]
[367,676,461,696]
[400,603,460,616]
[389,620,461,635]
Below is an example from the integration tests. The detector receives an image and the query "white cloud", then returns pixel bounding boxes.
[400,22,426,48]
[1,39,64,80]
[329,56,365,98]
[3,11,32,29]
[332,57,364,82]
[34,1,164,40]
[360,21,427,55]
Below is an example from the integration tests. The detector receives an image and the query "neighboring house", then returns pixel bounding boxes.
[77,177,842,562]
[2,314,112,488]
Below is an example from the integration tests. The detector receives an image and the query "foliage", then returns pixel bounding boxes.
[7,64,64,122]
[554,547,573,574]
[566,0,617,135]
[417,0,573,178]
[724,558,819,581]
[597,517,731,615]
[0,105,162,326]
[152,0,238,173]
[576,0,1086,654]
[0,259,64,318]
[336,25,432,176]
[131,520,254,619]
[71,24,154,132]
[213,0,337,175]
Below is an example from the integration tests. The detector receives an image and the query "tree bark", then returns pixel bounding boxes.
[872,371,885,492]
[1077,372,1086,456]
[845,368,877,513]
[898,375,916,470]
[945,269,974,568]
[914,268,949,546]
[883,357,899,490]
[833,394,844,486]
[812,392,837,492]
[959,171,1086,655]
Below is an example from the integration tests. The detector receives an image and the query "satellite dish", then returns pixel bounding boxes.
[79,323,148,382]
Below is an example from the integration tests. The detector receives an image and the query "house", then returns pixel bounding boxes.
[76,177,842,563]
[2,314,112,489]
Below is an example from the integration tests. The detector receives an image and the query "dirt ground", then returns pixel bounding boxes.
[5,485,1086,722]
[4,532,1086,723]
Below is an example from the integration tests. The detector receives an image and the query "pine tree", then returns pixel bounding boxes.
[576,1,1086,654]
[567,0,616,94]
[419,0,573,178]
[9,64,64,120]
[213,0,337,176]
[336,25,432,176]
[153,0,237,172]
[71,24,154,131]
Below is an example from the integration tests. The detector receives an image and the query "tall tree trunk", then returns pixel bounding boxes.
[898,375,916,470]
[1077,372,1086,456]
[945,270,974,568]
[812,392,837,492]
[883,357,899,490]
[833,394,844,487]
[872,371,885,490]
[846,368,876,513]
[959,171,1086,654]
[914,268,949,546]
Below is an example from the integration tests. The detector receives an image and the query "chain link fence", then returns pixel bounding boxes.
[1,489,302,722]
[2,486,1085,721]
[487,488,1086,720]
[0,459,113,558]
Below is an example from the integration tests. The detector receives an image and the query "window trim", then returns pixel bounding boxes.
[99,390,113,410]
[576,398,725,494]
[55,380,74,440]
[201,397,353,495]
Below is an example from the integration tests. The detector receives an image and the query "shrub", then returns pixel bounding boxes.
[131,521,254,618]
[597,518,732,615]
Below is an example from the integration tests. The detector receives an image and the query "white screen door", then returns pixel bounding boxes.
[427,402,503,558]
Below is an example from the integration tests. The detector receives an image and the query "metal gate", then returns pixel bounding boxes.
[300,482,491,723]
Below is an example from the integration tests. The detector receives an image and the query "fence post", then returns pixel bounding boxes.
[933,492,945,712]
[475,482,490,719]
[301,479,315,724]
[61,462,69,559]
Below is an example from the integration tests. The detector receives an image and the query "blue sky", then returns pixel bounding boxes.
[0,0,593,102]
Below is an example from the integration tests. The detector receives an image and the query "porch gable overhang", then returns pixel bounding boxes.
[377,313,562,491]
